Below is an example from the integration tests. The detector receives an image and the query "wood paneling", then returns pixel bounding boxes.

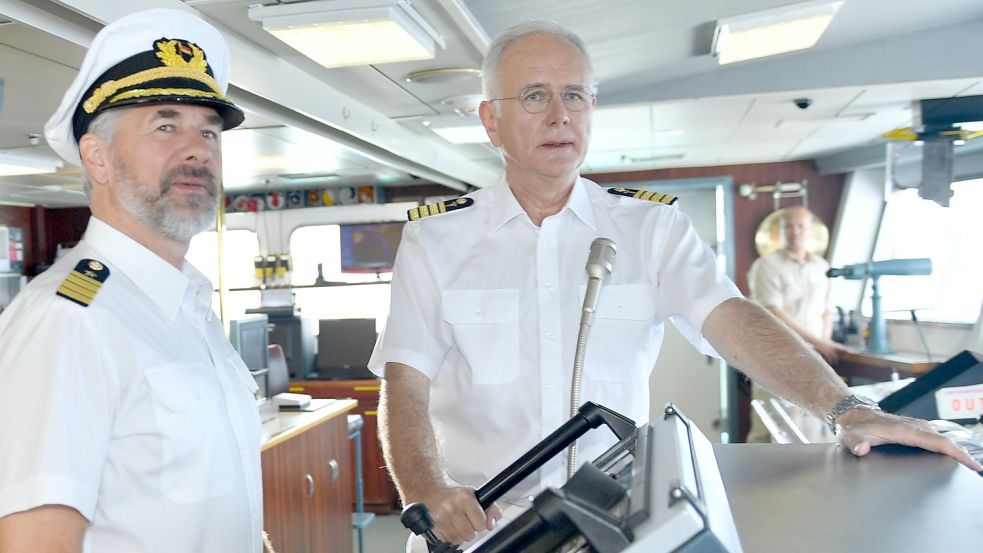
[0,205,90,274]
[262,413,353,553]
[41,207,89,266]
[290,379,400,514]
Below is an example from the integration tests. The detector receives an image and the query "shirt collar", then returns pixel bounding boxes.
[488,175,596,232]
[780,248,815,264]
[82,217,193,322]
[488,174,526,233]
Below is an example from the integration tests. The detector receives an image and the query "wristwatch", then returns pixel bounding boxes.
[825,394,881,434]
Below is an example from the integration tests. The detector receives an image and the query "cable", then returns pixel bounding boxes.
[910,309,932,361]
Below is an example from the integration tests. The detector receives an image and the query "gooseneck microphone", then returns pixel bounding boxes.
[568,237,617,478]
[581,238,617,327]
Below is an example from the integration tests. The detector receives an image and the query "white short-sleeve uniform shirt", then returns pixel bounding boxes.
[0,217,263,552]
[369,177,740,497]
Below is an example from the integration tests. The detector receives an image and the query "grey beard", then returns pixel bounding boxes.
[115,159,218,242]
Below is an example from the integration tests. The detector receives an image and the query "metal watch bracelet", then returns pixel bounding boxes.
[825,394,881,434]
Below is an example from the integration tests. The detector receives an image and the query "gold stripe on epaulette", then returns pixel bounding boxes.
[58,279,96,300]
[407,196,475,221]
[608,186,677,205]
[56,286,94,306]
[63,272,102,293]
[56,259,110,307]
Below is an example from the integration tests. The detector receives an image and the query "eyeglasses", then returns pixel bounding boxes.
[489,85,596,114]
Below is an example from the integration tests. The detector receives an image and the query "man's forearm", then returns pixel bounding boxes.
[705,298,849,418]
[378,362,448,503]
[767,305,824,348]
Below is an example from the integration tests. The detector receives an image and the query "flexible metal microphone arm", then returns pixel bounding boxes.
[568,237,616,478]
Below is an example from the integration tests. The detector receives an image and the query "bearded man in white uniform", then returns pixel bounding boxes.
[0,10,263,552]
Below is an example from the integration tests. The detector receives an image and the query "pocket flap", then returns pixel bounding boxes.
[592,284,654,321]
[145,364,216,412]
[442,289,519,324]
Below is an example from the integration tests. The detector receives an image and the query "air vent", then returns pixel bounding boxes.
[277,171,340,180]
[620,153,684,164]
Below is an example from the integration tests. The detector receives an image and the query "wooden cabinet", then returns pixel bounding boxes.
[262,400,356,553]
[290,379,401,514]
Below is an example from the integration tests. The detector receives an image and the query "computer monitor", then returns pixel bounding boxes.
[316,318,377,380]
[229,314,269,371]
[339,222,404,274]
[879,350,983,424]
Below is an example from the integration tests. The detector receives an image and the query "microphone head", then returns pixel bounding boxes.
[586,237,617,280]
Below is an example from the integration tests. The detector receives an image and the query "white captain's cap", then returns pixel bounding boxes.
[44,8,244,165]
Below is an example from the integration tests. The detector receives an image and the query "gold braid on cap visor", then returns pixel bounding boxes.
[81,66,224,114]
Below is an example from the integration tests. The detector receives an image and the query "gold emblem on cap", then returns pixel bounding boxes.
[155,39,208,72]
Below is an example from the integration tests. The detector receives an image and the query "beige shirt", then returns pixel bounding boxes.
[748,249,832,338]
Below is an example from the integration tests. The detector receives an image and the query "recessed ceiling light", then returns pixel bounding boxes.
[712,1,843,64]
[428,123,489,144]
[404,67,481,84]
[440,94,483,116]
[248,0,445,68]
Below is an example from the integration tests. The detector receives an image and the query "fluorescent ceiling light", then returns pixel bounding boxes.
[712,1,842,64]
[427,123,489,144]
[248,0,445,68]
[0,151,62,176]
[776,114,872,128]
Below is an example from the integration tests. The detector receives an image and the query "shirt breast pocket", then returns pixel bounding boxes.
[145,363,237,503]
[442,289,519,385]
[582,284,656,382]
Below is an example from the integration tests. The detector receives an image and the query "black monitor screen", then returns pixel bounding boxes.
[316,318,377,379]
[230,314,269,370]
[340,222,404,274]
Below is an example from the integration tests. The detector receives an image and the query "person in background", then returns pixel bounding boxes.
[746,205,849,442]
[0,9,264,552]
[369,20,982,551]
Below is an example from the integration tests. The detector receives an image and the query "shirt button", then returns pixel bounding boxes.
[547,383,556,390]
[475,309,484,318]
[546,332,555,340]
[545,283,553,291]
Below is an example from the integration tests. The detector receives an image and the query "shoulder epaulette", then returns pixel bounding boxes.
[607,187,678,206]
[407,197,475,221]
[56,258,110,307]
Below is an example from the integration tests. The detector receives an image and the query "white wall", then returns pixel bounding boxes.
[224,202,416,253]
[827,168,885,311]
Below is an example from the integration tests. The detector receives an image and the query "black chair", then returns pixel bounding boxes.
[266,344,290,397]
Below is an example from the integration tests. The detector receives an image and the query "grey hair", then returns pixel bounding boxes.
[79,108,126,197]
[481,20,594,100]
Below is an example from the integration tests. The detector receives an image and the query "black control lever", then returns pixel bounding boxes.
[401,402,636,550]
[400,502,463,553]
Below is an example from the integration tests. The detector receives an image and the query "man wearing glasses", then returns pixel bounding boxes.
[370,20,981,551]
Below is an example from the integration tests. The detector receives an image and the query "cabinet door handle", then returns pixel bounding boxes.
[327,459,340,483]
[305,474,315,498]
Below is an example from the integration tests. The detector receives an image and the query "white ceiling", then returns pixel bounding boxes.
[0,0,981,207]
